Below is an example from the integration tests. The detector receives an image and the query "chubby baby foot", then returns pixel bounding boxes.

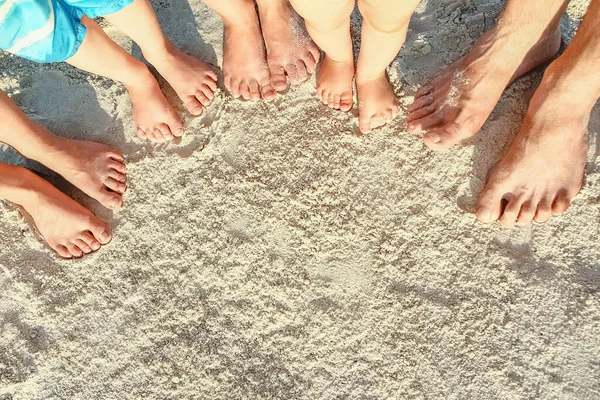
[356,73,399,133]
[317,55,354,111]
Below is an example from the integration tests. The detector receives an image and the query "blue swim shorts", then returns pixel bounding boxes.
[0,0,133,63]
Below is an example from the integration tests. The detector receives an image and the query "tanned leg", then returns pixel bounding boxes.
[476,0,600,226]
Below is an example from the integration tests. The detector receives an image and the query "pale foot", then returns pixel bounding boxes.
[222,16,276,101]
[317,55,354,111]
[407,28,561,150]
[357,74,400,133]
[258,1,321,91]
[475,67,589,226]
[126,68,184,142]
[42,137,127,210]
[146,41,219,116]
[19,169,112,258]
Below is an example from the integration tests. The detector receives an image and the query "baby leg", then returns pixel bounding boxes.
[356,0,420,133]
[290,0,355,111]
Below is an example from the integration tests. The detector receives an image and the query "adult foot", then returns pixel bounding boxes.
[41,137,128,210]
[258,0,321,91]
[146,41,219,116]
[475,64,590,226]
[126,68,184,142]
[18,169,112,258]
[317,55,354,111]
[222,11,276,101]
[357,74,400,133]
[406,27,561,150]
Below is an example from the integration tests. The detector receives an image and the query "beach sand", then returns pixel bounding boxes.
[1,0,599,398]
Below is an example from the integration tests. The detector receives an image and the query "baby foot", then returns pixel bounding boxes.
[317,55,354,111]
[356,74,400,133]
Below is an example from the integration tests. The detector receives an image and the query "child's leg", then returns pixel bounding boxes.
[289,0,355,111]
[66,16,183,142]
[356,0,421,133]
[97,0,218,114]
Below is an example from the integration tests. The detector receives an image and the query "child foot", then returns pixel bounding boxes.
[222,17,276,101]
[18,170,112,258]
[258,1,321,91]
[125,69,184,142]
[357,74,400,133]
[42,137,127,210]
[317,56,354,111]
[147,41,219,116]
[407,28,561,149]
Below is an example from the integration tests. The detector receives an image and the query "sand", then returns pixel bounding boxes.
[1,0,599,398]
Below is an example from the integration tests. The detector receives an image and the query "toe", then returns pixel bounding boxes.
[414,84,434,99]
[104,177,127,194]
[205,68,218,81]
[81,232,101,251]
[499,195,521,227]
[100,190,123,209]
[408,93,435,113]
[230,78,241,98]
[517,201,537,225]
[359,115,372,134]
[423,122,466,150]
[90,223,112,245]
[308,46,321,65]
[137,128,147,140]
[552,192,571,215]
[269,64,288,92]
[186,97,204,115]
[248,80,261,101]
[286,63,300,86]
[406,105,438,131]
[108,169,127,184]
[239,82,251,100]
[476,183,505,223]
[302,51,317,74]
[66,243,84,258]
[294,60,308,83]
[74,239,93,254]
[195,90,211,107]
[224,74,233,92]
[333,94,341,109]
[534,198,553,223]
[109,161,127,175]
[158,123,174,141]
[340,92,353,112]
[201,84,215,100]
[106,150,124,162]
[55,244,72,259]
[153,128,167,142]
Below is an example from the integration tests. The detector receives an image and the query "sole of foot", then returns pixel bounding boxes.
[406,28,562,150]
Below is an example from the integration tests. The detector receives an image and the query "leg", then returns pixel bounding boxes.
[0,90,127,210]
[201,0,275,100]
[99,0,218,115]
[476,0,600,226]
[406,0,567,149]
[355,0,420,133]
[255,0,320,92]
[67,16,183,142]
[289,0,355,111]
[0,162,112,258]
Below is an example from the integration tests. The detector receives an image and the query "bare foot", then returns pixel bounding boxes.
[475,65,590,226]
[41,137,128,210]
[222,13,276,101]
[125,68,184,142]
[147,41,219,116]
[317,56,354,111]
[407,28,561,150]
[258,1,321,91]
[357,74,400,133]
[17,168,112,258]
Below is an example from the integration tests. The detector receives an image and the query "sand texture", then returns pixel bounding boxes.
[1,0,599,398]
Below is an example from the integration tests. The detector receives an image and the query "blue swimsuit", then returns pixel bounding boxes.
[0,0,133,63]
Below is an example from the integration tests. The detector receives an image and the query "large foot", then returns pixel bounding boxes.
[317,55,354,111]
[258,1,321,91]
[18,169,112,258]
[407,28,561,150]
[475,65,590,226]
[147,41,219,116]
[43,137,128,210]
[357,74,400,133]
[126,68,184,143]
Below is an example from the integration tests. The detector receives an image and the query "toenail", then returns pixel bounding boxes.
[478,208,492,222]
[100,230,110,242]
[91,242,101,250]
[109,197,119,208]
[428,133,441,143]
[408,124,415,130]
[176,127,184,135]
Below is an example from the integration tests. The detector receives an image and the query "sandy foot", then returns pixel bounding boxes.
[126,69,184,142]
[475,69,589,226]
[357,74,400,133]
[259,1,321,91]
[149,41,219,116]
[406,28,561,150]
[317,56,354,111]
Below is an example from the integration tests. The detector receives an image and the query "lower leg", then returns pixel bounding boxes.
[0,89,126,209]
[355,0,420,133]
[407,0,568,149]
[289,0,355,110]
[101,0,218,113]
[476,0,600,226]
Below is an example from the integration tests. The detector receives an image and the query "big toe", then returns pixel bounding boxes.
[91,223,112,245]
[476,184,504,223]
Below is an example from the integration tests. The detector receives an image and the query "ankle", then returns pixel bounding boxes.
[221,1,260,28]
[0,165,41,209]
[355,65,385,83]
[537,59,600,111]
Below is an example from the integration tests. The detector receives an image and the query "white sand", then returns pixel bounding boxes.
[1,0,599,398]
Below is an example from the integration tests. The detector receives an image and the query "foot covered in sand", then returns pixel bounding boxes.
[259,1,321,92]
[317,56,354,111]
[407,28,561,149]
[357,73,400,133]
[475,63,590,226]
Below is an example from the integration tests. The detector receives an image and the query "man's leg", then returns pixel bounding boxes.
[289,0,355,111]
[355,0,420,133]
[99,0,218,115]
[67,16,183,142]
[0,90,127,210]
[476,0,600,226]
[406,0,567,149]
[0,162,112,258]
[254,0,320,92]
